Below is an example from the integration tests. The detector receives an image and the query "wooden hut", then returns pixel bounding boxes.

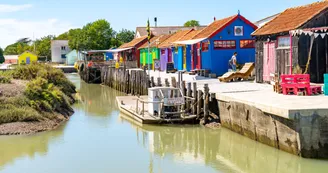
[174,30,202,71]
[117,35,149,68]
[138,35,171,69]
[174,14,257,76]
[252,1,328,83]
[158,30,193,71]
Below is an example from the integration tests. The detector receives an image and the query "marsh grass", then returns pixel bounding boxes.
[0,63,76,124]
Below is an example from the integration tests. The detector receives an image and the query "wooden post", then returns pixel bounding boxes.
[178,71,181,85]
[171,77,177,88]
[187,82,192,113]
[192,82,197,114]
[204,84,209,124]
[165,78,170,87]
[157,77,162,87]
[151,76,155,87]
[181,81,186,111]
[197,90,203,118]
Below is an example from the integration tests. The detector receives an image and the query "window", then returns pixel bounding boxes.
[202,42,209,51]
[277,37,290,48]
[240,40,255,48]
[214,40,236,49]
[61,46,66,50]
[161,49,165,55]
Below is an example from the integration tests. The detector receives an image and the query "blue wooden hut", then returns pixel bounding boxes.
[175,14,258,76]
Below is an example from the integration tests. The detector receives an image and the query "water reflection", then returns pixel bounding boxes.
[73,74,124,116]
[119,113,328,173]
[0,128,64,171]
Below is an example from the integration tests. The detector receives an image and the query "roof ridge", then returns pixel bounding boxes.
[253,0,328,36]
[288,0,328,10]
[136,25,207,28]
[192,14,238,39]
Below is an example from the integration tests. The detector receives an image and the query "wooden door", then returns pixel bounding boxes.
[191,44,196,70]
[276,49,290,76]
[196,43,201,69]
[263,42,276,82]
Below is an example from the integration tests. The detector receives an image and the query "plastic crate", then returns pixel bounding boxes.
[324,74,328,83]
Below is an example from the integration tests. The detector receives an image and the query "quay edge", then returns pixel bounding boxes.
[216,98,328,158]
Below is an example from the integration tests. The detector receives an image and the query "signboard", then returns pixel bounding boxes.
[154,60,160,70]
[166,62,175,73]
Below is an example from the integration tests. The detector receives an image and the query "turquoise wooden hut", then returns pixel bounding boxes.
[65,50,82,65]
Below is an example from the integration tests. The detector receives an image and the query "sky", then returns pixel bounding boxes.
[0,0,319,48]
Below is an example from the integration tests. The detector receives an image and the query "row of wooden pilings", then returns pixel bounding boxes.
[99,67,215,124]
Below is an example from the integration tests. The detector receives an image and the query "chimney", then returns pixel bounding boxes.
[214,17,216,21]
[154,17,157,27]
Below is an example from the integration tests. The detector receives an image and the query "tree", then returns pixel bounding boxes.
[67,28,83,50]
[184,20,200,27]
[4,42,31,55]
[56,32,69,40]
[33,35,55,58]
[0,47,5,64]
[81,19,115,50]
[116,29,135,44]
[67,20,115,51]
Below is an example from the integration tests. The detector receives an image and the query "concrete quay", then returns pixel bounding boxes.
[148,71,328,158]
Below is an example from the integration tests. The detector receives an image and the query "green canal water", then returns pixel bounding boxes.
[1,74,328,173]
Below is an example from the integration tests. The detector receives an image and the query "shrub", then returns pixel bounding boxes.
[11,63,76,95]
[0,71,12,83]
[0,104,43,124]
[0,76,11,84]
[24,77,72,113]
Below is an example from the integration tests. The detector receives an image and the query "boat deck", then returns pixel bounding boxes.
[116,96,198,124]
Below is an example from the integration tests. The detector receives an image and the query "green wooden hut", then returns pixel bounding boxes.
[138,35,171,69]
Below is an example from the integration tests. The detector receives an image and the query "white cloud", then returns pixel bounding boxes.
[0,18,75,48]
[0,4,33,13]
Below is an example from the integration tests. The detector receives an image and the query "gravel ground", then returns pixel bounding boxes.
[0,80,27,97]
[0,114,69,135]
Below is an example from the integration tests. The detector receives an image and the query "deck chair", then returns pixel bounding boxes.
[218,72,237,82]
[234,63,255,80]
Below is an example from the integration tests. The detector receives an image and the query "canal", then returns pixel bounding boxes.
[0,74,327,173]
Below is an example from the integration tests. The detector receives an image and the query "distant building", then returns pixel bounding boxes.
[254,13,280,27]
[51,40,70,63]
[18,51,38,65]
[4,55,18,64]
[135,26,206,38]
[65,50,83,65]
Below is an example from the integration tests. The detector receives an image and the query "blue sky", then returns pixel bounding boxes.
[0,0,318,48]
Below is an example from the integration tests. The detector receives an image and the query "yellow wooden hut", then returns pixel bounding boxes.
[18,51,38,65]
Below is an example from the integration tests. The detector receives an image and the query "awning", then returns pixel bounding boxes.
[83,47,133,54]
[107,47,133,53]
[173,38,207,45]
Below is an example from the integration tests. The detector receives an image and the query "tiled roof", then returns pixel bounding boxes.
[158,29,193,48]
[253,1,328,36]
[119,35,148,48]
[138,35,171,49]
[179,30,202,41]
[193,15,237,39]
[135,26,206,38]
[158,30,193,48]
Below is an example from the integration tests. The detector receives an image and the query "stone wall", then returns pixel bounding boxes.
[218,100,300,156]
[290,110,328,158]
